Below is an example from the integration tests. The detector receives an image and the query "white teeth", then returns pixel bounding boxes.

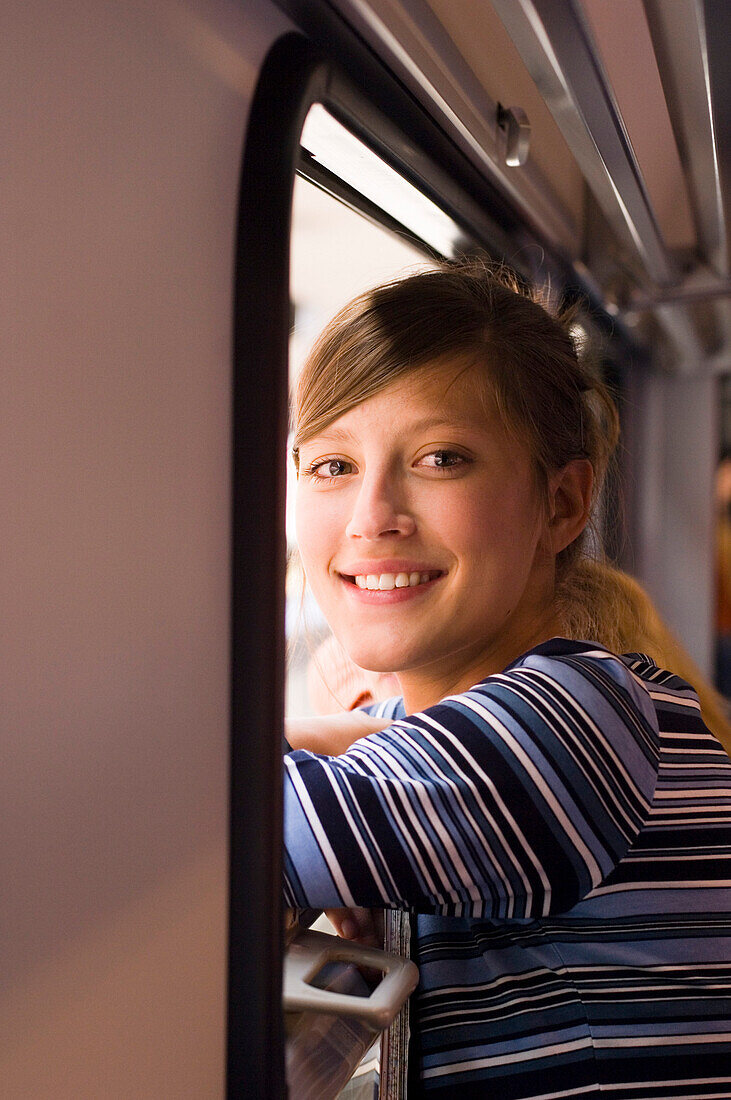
[352,571,437,589]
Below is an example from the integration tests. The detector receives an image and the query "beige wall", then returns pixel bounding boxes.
[1,0,291,1093]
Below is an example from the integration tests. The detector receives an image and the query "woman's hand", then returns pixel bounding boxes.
[324,906,384,949]
[285,710,389,756]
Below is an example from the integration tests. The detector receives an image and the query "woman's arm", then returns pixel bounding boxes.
[285,713,392,947]
[285,711,390,756]
[283,645,660,918]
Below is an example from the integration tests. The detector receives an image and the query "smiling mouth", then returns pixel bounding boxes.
[342,570,443,591]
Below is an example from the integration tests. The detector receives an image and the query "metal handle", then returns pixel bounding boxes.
[497,104,531,166]
[283,927,419,1031]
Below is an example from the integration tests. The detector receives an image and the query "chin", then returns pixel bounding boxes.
[338,637,405,676]
[346,651,397,675]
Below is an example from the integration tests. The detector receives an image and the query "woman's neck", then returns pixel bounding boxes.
[397,607,561,714]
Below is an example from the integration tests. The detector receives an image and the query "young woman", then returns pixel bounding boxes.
[284,263,731,1099]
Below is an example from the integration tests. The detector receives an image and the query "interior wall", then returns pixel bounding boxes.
[1,0,291,1093]
[625,368,717,677]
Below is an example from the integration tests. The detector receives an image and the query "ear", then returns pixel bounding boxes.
[545,459,594,555]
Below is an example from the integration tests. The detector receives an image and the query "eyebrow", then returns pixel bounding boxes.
[305,416,482,445]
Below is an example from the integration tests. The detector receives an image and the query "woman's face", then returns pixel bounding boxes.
[295,362,557,708]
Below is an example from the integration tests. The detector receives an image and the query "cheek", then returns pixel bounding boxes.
[295,491,340,581]
[294,491,320,572]
[453,482,543,563]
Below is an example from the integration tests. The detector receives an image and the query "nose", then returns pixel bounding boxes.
[345,470,416,541]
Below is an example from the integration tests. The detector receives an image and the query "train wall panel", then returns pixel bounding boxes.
[1,0,291,1093]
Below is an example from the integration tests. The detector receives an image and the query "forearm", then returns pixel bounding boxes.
[285,711,389,756]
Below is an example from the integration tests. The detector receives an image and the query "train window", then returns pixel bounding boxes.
[299,105,465,259]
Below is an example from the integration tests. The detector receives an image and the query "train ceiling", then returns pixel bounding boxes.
[293,0,730,376]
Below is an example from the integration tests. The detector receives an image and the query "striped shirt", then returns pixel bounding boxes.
[283,638,731,1097]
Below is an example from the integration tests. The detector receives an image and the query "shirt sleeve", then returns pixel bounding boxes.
[283,647,660,918]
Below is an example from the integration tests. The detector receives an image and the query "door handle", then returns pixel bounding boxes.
[284,927,419,1031]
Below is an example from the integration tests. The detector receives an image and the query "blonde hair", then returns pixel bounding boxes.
[292,261,730,750]
[560,559,730,752]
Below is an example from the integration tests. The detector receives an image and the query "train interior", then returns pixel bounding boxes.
[4,0,729,1095]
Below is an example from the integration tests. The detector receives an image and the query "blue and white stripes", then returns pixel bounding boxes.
[283,639,731,1097]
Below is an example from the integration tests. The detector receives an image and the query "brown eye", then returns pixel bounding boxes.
[433,451,461,468]
[309,458,354,478]
[417,450,467,470]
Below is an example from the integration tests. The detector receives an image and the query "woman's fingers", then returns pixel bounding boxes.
[324,906,382,948]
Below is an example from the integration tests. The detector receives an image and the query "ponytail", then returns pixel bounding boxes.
[558,559,731,752]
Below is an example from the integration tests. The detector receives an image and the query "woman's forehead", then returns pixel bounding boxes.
[306,360,499,442]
